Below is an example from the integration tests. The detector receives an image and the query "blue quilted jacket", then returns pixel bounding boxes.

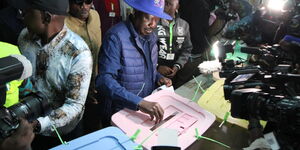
[96,19,162,120]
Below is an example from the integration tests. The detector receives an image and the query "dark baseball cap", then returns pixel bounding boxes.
[9,0,69,15]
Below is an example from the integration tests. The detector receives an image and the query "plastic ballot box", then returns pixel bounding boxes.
[112,90,215,150]
[50,126,138,150]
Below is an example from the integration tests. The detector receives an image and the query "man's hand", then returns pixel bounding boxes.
[138,100,164,124]
[166,66,179,78]
[158,77,172,87]
[158,65,173,76]
[0,118,35,150]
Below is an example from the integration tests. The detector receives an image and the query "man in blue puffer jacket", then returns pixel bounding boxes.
[96,0,173,127]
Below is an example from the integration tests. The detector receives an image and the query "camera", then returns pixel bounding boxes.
[230,88,300,135]
[0,55,50,139]
[218,1,300,148]
[220,51,300,149]
[0,93,50,139]
[240,44,297,73]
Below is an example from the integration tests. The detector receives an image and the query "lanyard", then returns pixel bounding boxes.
[169,21,175,53]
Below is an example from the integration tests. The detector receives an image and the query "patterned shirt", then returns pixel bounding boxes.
[18,26,92,136]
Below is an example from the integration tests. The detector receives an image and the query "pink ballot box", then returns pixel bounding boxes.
[112,90,216,149]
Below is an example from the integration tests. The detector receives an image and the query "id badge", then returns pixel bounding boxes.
[109,12,116,17]
[166,53,175,60]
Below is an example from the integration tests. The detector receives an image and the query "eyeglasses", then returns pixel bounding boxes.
[72,0,93,5]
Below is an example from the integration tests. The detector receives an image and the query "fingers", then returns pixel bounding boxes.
[153,103,164,124]
[153,107,160,124]
[150,113,154,121]
[166,79,172,87]
[158,66,173,76]
[162,78,172,87]
[138,100,165,124]
[159,78,172,86]
[156,104,164,122]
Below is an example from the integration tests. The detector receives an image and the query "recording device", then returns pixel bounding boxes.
[219,2,300,148]
[0,93,50,139]
[221,58,300,149]
[240,44,295,71]
[0,55,32,104]
[240,44,292,61]
[0,55,32,85]
[0,55,50,139]
[230,88,300,135]
[221,65,300,149]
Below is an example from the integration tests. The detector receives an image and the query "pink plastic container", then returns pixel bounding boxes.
[112,90,215,149]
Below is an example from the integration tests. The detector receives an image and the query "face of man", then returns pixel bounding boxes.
[134,12,160,36]
[69,0,92,21]
[164,0,179,18]
[23,9,46,35]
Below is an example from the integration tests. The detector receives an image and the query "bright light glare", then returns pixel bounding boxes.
[212,41,219,61]
[267,0,287,11]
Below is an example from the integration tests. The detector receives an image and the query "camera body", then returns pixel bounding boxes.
[0,93,50,139]
[230,88,300,135]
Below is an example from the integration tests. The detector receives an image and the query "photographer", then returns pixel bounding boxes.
[15,0,93,149]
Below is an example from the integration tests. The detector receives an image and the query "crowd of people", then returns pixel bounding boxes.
[3,0,295,149]
[0,0,202,149]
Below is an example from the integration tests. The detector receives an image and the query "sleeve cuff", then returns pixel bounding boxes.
[173,64,182,70]
[125,93,143,111]
[37,116,51,133]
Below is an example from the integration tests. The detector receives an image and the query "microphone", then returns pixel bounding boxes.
[0,55,32,85]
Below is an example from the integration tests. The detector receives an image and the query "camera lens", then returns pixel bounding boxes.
[9,95,50,121]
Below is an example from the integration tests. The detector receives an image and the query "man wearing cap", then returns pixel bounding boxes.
[96,0,172,126]
[16,0,92,149]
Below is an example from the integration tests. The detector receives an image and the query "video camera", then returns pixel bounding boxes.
[0,55,50,139]
[217,2,300,148]
[230,88,300,134]
[240,44,295,71]
[220,44,300,148]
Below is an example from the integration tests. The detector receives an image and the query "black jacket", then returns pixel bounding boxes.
[156,17,193,69]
